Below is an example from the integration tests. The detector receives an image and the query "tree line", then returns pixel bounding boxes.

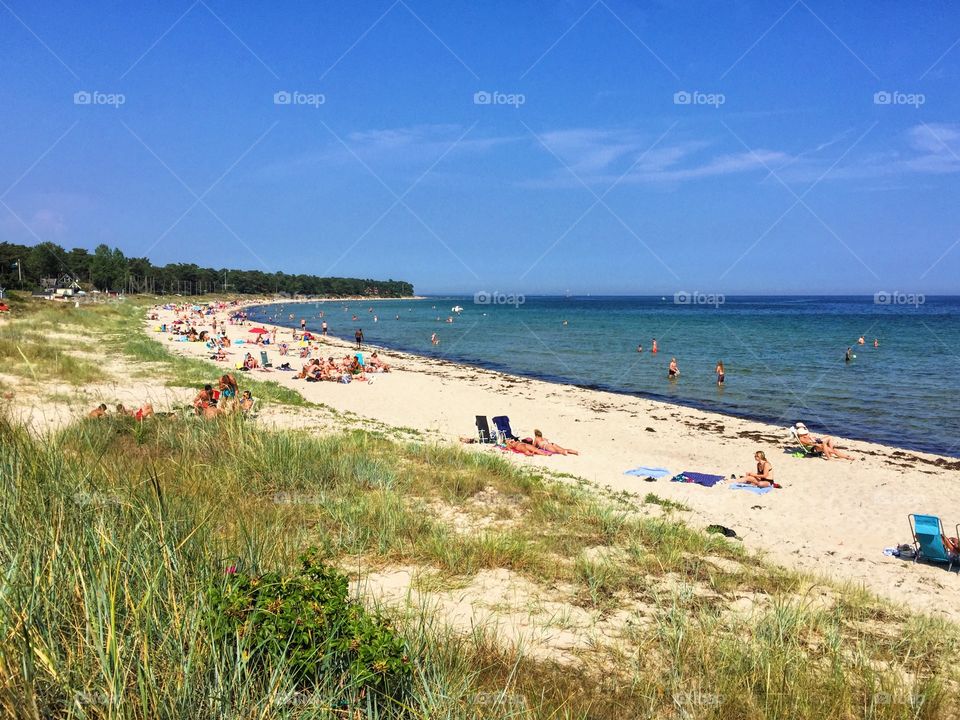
[0,241,414,297]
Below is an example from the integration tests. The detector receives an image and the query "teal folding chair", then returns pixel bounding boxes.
[908,514,957,572]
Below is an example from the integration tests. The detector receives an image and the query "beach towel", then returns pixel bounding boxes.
[624,466,671,479]
[729,483,772,495]
[672,471,725,487]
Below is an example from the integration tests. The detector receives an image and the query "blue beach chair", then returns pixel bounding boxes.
[491,416,519,442]
[908,514,957,571]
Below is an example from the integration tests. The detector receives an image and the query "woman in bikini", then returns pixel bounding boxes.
[505,439,550,456]
[742,450,774,487]
[532,429,579,455]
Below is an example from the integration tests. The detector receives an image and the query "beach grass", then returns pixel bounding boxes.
[0,294,308,406]
[0,407,956,719]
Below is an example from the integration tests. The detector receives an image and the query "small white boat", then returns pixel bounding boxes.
[451,305,464,313]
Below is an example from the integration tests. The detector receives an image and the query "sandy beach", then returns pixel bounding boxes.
[139,299,960,622]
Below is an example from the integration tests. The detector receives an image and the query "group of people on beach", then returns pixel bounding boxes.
[294,352,391,384]
[193,374,256,418]
[733,421,855,489]
[88,403,156,421]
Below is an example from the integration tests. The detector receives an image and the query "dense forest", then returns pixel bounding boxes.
[0,241,414,297]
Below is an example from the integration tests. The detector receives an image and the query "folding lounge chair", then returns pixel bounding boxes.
[260,351,272,368]
[491,416,519,442]
[909,514,958,572]
[789,427,819,456]
[475,416,495,444]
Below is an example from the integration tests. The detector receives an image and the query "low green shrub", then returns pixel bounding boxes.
[206,548,412,704]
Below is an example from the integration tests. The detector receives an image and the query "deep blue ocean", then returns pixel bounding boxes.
[247,296,960,457]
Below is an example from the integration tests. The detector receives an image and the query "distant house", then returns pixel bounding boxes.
[43,273,82,297]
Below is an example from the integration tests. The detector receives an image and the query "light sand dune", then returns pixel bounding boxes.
[153,300,960,621]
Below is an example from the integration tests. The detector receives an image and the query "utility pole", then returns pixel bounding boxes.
[13,259,22,286]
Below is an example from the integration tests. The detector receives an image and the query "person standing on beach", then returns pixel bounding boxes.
[355,328,363,349]
[715,360,725,386]
[652,339,658,354]
[668,357,679,379]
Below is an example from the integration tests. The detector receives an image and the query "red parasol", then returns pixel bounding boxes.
[249,327,270,334]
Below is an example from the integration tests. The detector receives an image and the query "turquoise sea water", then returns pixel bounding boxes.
[247,296,960,457]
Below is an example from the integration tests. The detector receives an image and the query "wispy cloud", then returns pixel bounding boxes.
[522,128,787,187]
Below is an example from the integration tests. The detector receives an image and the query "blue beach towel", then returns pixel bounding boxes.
[624,466,671,479]
[729,483,772,495]
[672,471,725,487]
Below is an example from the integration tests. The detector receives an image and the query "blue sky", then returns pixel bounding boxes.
[1,0,958,295]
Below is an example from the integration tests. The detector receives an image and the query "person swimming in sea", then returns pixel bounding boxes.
[668,357,679,379]
[715,360,725,386]
[873,338,879,348]
[845,347,853,363]
[858,335,865,345]
[637,344,643,353]
[651,339,658,354]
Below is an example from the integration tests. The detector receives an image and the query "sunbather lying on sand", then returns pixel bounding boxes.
[795,423,854,460]
[532,429,579,455]
[506,439,551,456]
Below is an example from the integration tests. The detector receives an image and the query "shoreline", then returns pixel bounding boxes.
[151,299,960,621]
[247,300,960,459]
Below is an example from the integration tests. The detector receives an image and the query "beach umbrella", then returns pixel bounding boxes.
[249,327,269,334]
[302,332,314,340]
